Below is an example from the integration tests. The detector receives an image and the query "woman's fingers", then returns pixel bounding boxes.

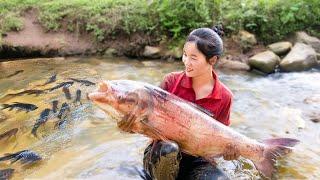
[223,143,239,160]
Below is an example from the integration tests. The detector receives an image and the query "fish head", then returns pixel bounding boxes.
[88,80,149,123]
[32,105,39,110]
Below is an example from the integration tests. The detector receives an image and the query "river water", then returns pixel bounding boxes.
[0,57,319,179]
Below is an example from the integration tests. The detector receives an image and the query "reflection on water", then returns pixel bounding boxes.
[0,57,319,179]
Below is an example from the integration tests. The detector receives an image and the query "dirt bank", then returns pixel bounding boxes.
[0,10,160,61]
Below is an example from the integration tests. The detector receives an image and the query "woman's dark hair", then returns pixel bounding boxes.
[186,25,224,62]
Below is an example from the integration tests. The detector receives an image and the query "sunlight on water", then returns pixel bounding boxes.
[0,57,319,179]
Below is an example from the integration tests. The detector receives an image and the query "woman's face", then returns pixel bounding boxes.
[182,42,212,77]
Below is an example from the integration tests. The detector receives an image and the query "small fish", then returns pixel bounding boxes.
[0,150,42,165]
[6,70,24,78]
[56,103,70,128]
[74,89,82,105]
[68,78,95,86]
[56,117,67,129]
[47,81,74,92]
[0,128,18,140]
[42,73,57,86]
[52,100,59,113]
[1,102,38,113]
[0,112,6,123]
[31,108,51,137]
[57,103,70,119]
[0,168,14,180]
[6,89,45,97]
[62,86,72,100]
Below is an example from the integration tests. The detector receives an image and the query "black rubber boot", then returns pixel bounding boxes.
[143,141,181,180]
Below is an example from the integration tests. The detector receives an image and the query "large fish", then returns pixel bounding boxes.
[88,80,299,178]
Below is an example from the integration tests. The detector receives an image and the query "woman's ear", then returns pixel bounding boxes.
[208,56,218,66]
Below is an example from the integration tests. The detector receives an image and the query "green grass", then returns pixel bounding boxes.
[0,0,319,43]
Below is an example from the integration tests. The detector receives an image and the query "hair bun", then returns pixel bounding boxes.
[211,25,224,37]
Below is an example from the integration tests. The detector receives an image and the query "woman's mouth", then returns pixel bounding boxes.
[186,68,193,72]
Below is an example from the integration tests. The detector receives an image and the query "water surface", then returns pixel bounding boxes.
[0,57,319,179]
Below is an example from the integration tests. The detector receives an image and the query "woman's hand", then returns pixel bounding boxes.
[223,143,240,160]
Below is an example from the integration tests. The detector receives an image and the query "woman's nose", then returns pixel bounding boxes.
[182,56,191,66]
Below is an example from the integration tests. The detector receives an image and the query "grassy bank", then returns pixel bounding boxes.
[0,0,319,44]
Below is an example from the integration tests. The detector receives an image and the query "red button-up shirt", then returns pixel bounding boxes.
[160,71,233,126]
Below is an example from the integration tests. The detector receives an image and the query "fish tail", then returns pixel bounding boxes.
[262,138,299,147]
[0,104,9,110]
[0,152,18,162]
[31,125,39,137]
[253,138,299,178]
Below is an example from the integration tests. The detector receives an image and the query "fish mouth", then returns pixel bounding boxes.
[89,85,123,123]
[88,81,119,117]
[97,81,109,92]
[88,81,110,102]
[88,91,108,102]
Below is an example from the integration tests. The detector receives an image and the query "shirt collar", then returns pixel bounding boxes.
[180,70,222,100]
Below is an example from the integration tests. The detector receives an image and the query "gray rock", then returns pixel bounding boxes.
[307,111,320,123]
[217,56,250,71]
[168,47,182,59]
[303,95,320,104]
[143,46,161,59]
[280,43,317,72]
[238,30,257,51]
[267,41,292,55]
[103,48,117,57]
[239,30,257,45]
[249,50,280,73]
[295,31,320,53]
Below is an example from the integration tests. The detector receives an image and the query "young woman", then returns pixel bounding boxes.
[143,27,239,180]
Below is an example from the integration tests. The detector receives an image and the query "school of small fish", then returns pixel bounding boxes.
[0,72,96,179]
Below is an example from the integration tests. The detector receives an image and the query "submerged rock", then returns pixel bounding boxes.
[303,95,320,104]
[0,168,14,179]
[309,113,320,123]
[281,107,305,131]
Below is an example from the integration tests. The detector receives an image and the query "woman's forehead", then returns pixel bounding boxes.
[183,42,204,56]
[184,42,201,56]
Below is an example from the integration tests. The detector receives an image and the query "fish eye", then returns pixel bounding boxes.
[117,95,125,101]
[125,98,136,103]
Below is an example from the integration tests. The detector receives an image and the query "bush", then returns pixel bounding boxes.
[216,0,320,43]
[0,0,319,43]
[0,13,24,32]
[152,0,213,39]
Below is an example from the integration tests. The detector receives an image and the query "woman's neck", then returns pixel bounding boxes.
[192,69,214,89]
